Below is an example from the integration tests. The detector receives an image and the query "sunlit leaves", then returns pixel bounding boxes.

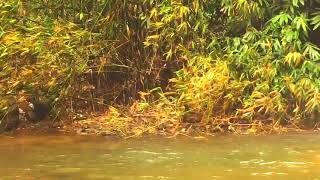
[281,27,300,46]
[177,6,190,18]
[164,48,173,60]
[305,90,320,114]
[79,12,84,21]
[221,0,233,16]
[144,0,206,62]
[252,90,284,115]
[292,0,305,7]
[0,0,101,115]
[150,8,158,19]
[2,0,320,127]
[177,22,189,32]
[293,14,308,34]
[192,0,200,14]
[303,43,320,61]
[221,0,265,19]
[2,32,19,45]
[144,34,160,47]
[286,78,313,104]
[285,52,304,67]
[271,13,292,26]
[151,22,165,29]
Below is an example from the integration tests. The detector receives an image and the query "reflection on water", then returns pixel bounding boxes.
[0,133,320,179]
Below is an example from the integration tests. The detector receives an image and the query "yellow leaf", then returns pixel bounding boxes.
[150,8,158,19]
[47,78,56,87]
[2,32,19,45]
[21,69,33,77]
[285,52,304,67]
[146,34,160,40]
[152,22,164,29]
[247,126,257,134]
[11,81,20,88]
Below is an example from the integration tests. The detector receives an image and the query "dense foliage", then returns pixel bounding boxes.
[1,0,320,133]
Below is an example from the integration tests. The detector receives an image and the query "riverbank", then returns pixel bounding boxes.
[10,106,317,139]
[69,116,311,139]
[2,1,320,141]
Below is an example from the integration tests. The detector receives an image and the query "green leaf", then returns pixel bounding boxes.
[79,13,84,20]
[311,10,320,30]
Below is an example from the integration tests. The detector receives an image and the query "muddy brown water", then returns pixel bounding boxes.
[0,133,320,179]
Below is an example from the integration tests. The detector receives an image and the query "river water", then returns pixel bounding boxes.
[0,133,320,179]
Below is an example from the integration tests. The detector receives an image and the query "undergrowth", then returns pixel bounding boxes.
[1,0,320,136]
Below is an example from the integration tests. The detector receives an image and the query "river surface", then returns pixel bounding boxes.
[0,133,320,179]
